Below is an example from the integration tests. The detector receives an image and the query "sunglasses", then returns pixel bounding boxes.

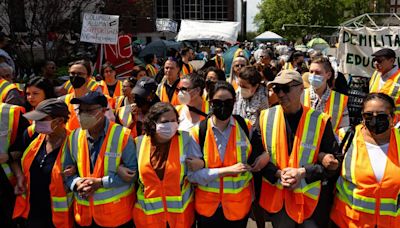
[178,87,192,92]
[69,72,86,77]
[234,64,245,68]
[372,58,386,64]
[210,98,234,106]
[272,83,302,94]
[362,112,390,120]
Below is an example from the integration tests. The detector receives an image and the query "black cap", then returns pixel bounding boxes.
[132,76,158,98]
[70,91,108,107]
[23,98,69,121]
[372,48,396,59]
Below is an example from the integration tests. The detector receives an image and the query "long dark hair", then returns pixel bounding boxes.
[24,76,56,110]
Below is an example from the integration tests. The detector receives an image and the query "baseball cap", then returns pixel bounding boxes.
[372,48,396,59]
[24,98,69,121]
[132,76,158,98]
[267,70,303,87]
[70,91,108,107]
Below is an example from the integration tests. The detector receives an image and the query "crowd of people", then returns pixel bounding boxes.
[1,35,400,228]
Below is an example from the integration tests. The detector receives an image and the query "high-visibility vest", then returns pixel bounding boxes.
[156,81,181,106]
[12,134,74,228]
[181,63,193,77]
[330,125,400,228]
[214,56,224,70]
[98,80,123,98]
[258,105,329,223]
[146,64,158,77]
[0,103,24,186]
[191,118,253,220]
[302,88,348,134]
[369,69,400,117]
[283,62,294,70]
[63,78,100,94]
[59,94,80,131]
[133,132,195,228]
[27,124,35,138]
[116,105,138,138]
[113,96,125,112]
[227,77,239,91]
[14,83,25,94]
[202,94,210,114]
[0,79,18,103]
[68,122,134,227]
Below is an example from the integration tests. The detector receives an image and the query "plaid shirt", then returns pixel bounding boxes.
[309,87,331,112]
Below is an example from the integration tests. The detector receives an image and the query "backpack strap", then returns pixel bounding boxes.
[232,115,250,139]
[338,126,355,155]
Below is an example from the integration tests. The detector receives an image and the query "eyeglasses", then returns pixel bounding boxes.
[179,86,192,92]
[362,112,390,120]
[210,98,234,106]
[234,64,245,68]
[272,83,302,94]
[259,56,265,58]
[372,58,387,64]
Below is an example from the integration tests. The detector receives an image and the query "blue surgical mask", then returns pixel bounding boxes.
[308,74,325,89]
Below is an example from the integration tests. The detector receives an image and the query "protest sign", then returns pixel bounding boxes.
[81,13,119,44]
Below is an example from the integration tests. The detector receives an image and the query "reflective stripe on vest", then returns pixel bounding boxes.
[0,79,17,102]
[135,132,193,215]
[118,105,133,127]
[0,103,16,153]
[146,64,158,77]
[199,119,252,194]
[1,163,13,180]
[260,106,323,198]
[336,126,400,216]
[283,62,294,70]
[70,124,133,206]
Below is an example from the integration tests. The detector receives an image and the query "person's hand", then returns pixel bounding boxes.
[281,167,306,189]
[14,175,25,195]
[321,154,339,171]
[62,165,77,177]
[219,163,251,177]
[76,178,102,198]
[130,104,138,116]
[185,156,204,171]
[251,151,270,172]
[117,165,136,183]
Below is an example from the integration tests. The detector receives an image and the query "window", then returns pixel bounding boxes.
[391,0,396,6]
[156,0,169,18]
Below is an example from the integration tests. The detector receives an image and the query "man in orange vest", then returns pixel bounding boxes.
[63,92,137,227]
[255,70,341,227]
[180,47,194,76]
[0,62,24,105]
[156,57,182,106]
[369,48,400,118]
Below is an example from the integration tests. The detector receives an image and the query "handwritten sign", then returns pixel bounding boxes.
[80,13,119,44]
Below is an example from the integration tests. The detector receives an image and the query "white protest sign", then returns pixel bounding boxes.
[80,13,119,44]
[338,26,400,77]
[156,18,178,33]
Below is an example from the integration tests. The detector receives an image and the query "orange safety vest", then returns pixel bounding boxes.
[156,82,181,106]
[63,78,100,94]
[202,94,210,114]
[116,105,138,138]
[191,118,253,220]
[113,96,125,112]
[369,69,400,117]
[330,125,400,228]
[133,132,195,228]
[60,94,80,131]
[283,62,294,70]
[0,103,24,186]
[214,56,224,70]
[258,105,329,223]
[181,63,193,77]
[0,79,18,103]
[302,88,348,134]
[68,122,135,227]
[146,64,158,77]
[27,124,35,138]
[13,134,74,228]
[99,80,123,98]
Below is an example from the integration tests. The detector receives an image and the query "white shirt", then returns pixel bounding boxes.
[178,106,201,132]
[379,65,399,90]
[365,142,389,182]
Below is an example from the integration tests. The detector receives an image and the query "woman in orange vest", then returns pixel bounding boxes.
[98,62,123,98]
[144,54,159,77]
[131,102,204,228]
[228,57,248,91]
[331,93,400,228]
[188,81,269,227]
[13,98,74,228]
[176,73,208,132]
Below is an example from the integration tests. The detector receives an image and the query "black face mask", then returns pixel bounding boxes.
[69,76,86,89]
[365,115,390,135]
[211,99,234,121]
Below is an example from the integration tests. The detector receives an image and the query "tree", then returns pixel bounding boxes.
[254,0,342,40]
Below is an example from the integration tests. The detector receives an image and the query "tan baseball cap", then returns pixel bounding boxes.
[267,70,303,87]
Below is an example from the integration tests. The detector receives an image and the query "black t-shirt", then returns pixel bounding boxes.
[164,78,180,102]
[107,83,117,98]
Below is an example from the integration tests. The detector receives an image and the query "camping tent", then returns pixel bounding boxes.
[176,20,241,43]
[254,31,284,41]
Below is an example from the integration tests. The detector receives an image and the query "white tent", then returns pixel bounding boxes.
[254,31,284,41]
[176,20,241,43]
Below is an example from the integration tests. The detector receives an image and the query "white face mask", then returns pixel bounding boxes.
[240,87,254,99]
[178,90,191,105]
[156,122,178,141]
[308,74,325,89]
[78,111,102,129]
[34,120,55,134]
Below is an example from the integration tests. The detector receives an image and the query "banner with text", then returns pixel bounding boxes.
[338,26,400,78]
[81,13,119,44]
